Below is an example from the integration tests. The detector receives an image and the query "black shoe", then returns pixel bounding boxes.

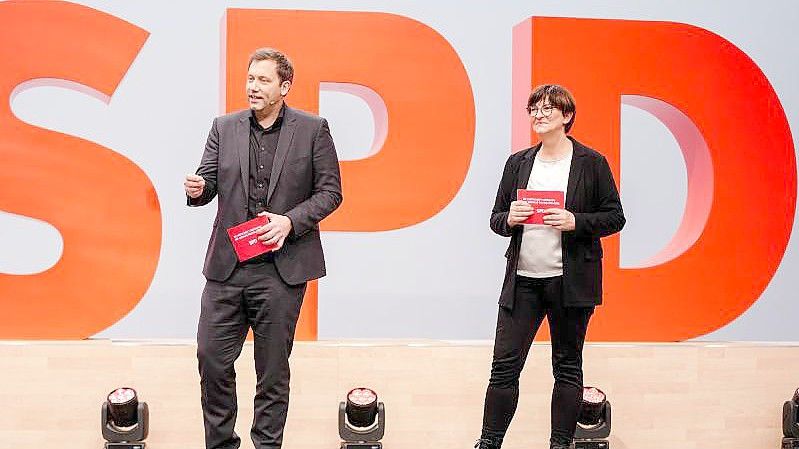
[474,437,502,449]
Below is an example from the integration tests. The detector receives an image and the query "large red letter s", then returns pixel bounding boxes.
[0,1,159,338]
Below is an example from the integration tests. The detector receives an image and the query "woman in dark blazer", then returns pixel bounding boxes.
[475,85,625,449]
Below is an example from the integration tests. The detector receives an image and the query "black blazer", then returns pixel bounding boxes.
[491,136,625,308]
[188,107,342,285]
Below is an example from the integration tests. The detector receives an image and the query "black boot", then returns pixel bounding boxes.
[474,437,502,449]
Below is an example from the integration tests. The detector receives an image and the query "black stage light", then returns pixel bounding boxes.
[574,386,611,449]
[101,387,149,449]
[339,387,385,449]
[783,388,799,448]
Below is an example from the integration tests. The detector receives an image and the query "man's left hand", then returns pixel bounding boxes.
[256,212,293,250]
[543,208,576,231]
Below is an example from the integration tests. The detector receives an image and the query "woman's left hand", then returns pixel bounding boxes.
[542,208,575,231]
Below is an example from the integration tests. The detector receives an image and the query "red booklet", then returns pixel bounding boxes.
[516,190,565,225]
[226,215,276,262]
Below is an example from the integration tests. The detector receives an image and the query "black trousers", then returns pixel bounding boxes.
[197,261,306,449]
[481,275,593,447]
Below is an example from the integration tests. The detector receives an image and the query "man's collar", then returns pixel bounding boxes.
[250,103,286,130]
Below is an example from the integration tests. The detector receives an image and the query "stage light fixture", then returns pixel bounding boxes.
[339,387,385,449]
[783,388,799,448]
[101,387,149,449]
[574,386,611,449]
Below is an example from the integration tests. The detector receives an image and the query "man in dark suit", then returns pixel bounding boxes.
[184,48,342,449]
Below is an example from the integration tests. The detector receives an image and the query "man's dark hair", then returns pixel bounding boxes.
[248,48,294,83]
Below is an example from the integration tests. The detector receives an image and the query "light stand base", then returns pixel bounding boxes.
[783,437,799,449]
[104,443,145,449]
[340,443,381,449]
[574,440,609,449]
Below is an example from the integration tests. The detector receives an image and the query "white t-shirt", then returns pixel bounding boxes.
[516,150,572,278]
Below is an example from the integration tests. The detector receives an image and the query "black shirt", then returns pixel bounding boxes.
[247,105,284,220]
[241,106,284,265]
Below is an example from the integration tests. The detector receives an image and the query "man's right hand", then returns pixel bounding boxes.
[507,200,534,227]
[185,174,206,199]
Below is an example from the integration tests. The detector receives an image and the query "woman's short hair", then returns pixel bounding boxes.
[526,84,576,133]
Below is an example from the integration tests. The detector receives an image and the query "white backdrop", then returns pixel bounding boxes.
[2,0,797,340]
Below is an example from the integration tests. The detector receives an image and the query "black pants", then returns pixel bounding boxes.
[481,275,593,447]
[197,262,306,449]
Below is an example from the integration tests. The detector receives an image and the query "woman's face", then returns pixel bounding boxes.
[529,98,572,136]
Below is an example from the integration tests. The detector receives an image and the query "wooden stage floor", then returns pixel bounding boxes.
[1,340,797,448]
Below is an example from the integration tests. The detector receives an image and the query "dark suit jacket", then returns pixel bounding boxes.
[188,106,342,285]
[491,136,625,308]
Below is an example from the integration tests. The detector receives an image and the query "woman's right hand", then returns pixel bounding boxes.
[507,200,534,227]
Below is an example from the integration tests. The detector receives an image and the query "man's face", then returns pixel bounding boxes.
[246,59,290,112]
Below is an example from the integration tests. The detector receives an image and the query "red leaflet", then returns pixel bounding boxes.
[516,190,564,225]
[226,215,276,261]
